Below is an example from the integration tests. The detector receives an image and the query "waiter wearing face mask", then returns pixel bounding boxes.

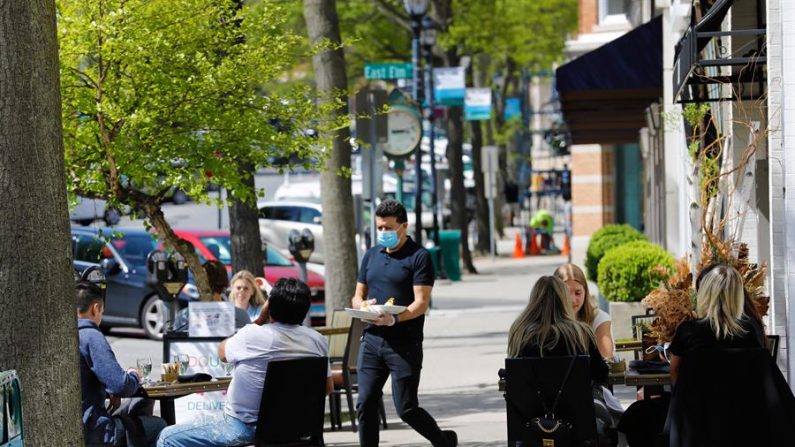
[351,199,458,447]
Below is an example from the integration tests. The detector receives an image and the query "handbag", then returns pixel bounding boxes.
[506,357,577,447]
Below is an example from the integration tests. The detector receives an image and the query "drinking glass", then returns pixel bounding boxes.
[222,362,234,377]
[178,354,190,375]
[136,357,152,384]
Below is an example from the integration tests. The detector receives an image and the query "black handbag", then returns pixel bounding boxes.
[506,357,577,447]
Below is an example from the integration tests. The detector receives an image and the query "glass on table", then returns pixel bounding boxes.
[222,361,234,377]
[136,357,153,384]
[177,354,190,374]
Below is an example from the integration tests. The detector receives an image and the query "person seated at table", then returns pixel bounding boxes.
[156,278,332,447]
[554,263,623,422]
[507,275,607,382]
[553,263,614,359]
[77,281,166,446]
[229,269,267,322]
[173,260,249,331]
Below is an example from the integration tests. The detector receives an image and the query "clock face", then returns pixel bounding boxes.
[383,106,422,158]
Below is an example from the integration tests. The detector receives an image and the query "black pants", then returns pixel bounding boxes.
[356,333,447,447]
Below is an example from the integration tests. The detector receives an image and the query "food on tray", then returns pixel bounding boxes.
[386,297,395,305]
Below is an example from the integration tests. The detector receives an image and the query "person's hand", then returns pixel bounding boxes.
[370,310,396,327]
[356,298,376,310]
[106,394,121,413]
[254,300,270,325]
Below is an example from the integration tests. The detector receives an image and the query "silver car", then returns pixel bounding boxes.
[258,200,325,264]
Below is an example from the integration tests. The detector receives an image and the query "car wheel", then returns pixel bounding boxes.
[141,295,166,340]
[172,189,188,205]
[104,208,121,226]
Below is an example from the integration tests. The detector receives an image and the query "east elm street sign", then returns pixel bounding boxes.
[364,62,413,80]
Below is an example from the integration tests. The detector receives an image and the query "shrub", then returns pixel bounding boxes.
[597,240,675,302]
[585,224,646,280]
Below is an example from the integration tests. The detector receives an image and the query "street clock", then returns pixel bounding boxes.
[383,104,422,158]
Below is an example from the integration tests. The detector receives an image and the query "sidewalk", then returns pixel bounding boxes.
[323,253,571,446]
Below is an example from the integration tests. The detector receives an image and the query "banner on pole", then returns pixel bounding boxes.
[433,67,466,106]
[464,88,492,121]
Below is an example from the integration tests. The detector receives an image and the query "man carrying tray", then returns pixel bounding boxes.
[351,199,458,447]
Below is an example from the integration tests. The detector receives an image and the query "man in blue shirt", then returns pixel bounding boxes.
[351,199,458,447]
[77,281,166,446]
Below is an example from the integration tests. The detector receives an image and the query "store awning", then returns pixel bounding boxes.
[556,16,662,145]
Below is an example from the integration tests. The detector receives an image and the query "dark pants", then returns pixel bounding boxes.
[356,333,447,447]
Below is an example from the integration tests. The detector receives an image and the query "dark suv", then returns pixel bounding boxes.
[71,227,198,339]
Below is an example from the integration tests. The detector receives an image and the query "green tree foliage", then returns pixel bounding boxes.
[58,0,328,297]
[585,223,647,281]
[597,240,675,302]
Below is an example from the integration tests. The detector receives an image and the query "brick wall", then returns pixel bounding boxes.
[578,0,598,36]
[570,144,614,236]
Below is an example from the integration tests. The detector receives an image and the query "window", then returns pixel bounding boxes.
[261,206,299,222]
[265,247,293,267]
[599,0,630,23]
[298,207,321,224]
[74,235,109,263]
[200,236,233,265]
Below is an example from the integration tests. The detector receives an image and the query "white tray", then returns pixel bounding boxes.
[344,308,381,321]
[369,304,407,315]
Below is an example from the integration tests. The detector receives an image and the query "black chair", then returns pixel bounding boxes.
[329,318,387,431]
[504,356,598,447]
[664,347,795,447]
[254,357,328,447]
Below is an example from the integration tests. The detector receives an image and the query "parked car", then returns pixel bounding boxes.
[257,200,325,264]
[70,196,121,226]
[71,227,199,339]
[173,229,327,326]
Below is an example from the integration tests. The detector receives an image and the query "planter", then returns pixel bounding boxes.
[607,301,646,341]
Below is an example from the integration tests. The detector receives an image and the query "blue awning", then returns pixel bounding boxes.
[555,16,662,145]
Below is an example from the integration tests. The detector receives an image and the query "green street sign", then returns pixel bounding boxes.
[364,62,413,80]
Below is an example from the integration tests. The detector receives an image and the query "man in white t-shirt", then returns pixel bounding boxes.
[157,278,332,447]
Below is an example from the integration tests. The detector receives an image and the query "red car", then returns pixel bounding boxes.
[173,229,326,325]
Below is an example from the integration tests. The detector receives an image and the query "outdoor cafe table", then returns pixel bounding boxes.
[141,377,232,425]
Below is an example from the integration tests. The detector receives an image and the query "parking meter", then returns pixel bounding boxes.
[146,250,189,333]
[288,229,315,264]
[288,229,314,326]
[80,265,108,300]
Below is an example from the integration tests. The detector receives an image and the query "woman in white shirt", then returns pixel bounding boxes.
[554,263,614,359]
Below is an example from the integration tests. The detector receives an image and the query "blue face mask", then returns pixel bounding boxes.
[377,230,400,249]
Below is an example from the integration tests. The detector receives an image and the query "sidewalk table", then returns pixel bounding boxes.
[141,377,232,425]
[315,326,350,336]
[624,369,671,387]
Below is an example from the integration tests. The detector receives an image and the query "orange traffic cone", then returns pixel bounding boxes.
[561,232,571,256]
[513,233,525,258]
[528,229,541,256]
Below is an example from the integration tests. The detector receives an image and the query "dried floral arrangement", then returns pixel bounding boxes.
[640,239,769,344]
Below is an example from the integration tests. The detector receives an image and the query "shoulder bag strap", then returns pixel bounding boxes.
[528,356,577,417]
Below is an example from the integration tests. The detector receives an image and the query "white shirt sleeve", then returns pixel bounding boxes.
[224,325,252,364]
[591,309,612,333]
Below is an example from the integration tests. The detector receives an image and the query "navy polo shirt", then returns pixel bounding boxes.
[357,237,434,342]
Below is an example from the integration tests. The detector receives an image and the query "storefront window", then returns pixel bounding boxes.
[599,0,630,23]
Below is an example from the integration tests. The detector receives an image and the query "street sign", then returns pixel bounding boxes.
[365,62,413,80]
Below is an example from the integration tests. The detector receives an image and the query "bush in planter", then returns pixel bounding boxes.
[585,224,646,280]
[597,240,675,302]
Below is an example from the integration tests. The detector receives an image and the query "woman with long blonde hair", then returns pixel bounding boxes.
[507,275,607,382]
[668,264,763,384]
[230,270,267,322]
[554,264,614,359]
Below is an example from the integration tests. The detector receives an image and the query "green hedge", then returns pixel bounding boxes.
[585,224,646,280]
[596,240,675,302]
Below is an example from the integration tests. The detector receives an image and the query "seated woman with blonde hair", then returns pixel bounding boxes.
[229,270,267,322]
[507,275,607,382]
[553,263,614,360]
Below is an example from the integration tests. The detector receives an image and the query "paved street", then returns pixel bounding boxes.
[108,245,635,446]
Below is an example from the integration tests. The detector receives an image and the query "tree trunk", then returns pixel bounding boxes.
[228,163,265,276]
[304,0,358,321]
[446,104,478,274]
[471,56,490,254]
[0,1,84,444]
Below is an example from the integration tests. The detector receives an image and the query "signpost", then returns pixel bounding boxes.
[464,88,492,121]
[482,146,499,260]
[354,88,388,249]
[364,62,413,80]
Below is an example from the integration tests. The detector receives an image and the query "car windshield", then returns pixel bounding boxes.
[200,236,233,265]
[110,234,158,266]
[199,235,293,267]
[266,247,293,267]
